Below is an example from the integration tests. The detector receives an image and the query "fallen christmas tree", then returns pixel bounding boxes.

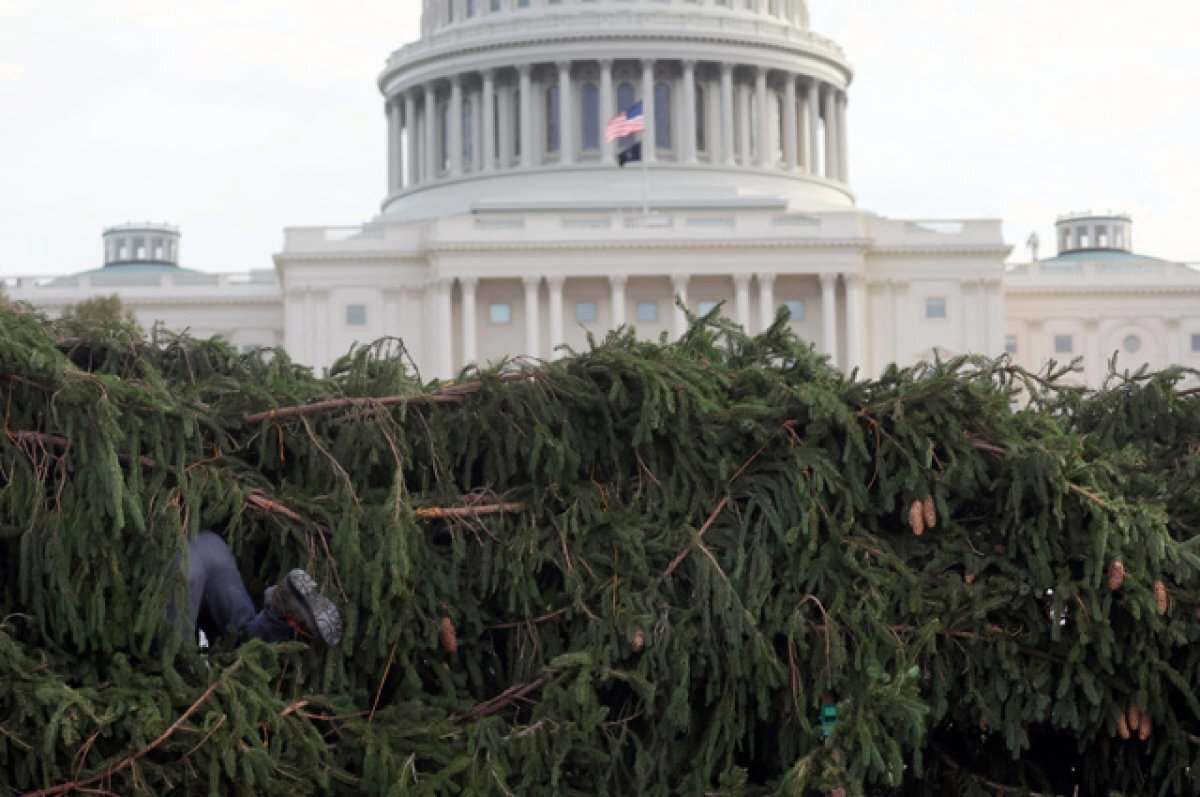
[1,304,1199,797]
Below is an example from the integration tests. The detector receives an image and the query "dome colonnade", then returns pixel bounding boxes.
[379,0,852,217]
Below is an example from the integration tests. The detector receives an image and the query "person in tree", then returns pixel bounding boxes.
[179,529,343,647]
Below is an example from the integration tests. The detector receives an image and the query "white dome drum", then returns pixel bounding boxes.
[379,0,852,220]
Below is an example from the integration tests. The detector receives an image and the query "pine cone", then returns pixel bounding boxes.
[1138,712,1152,742]
[1115,712,1131,740]
[439,616,458,655]
[1107,560,1125,591]
[964,571,976,586]
[1154,581,1169,615]
[632,628,645,653]
[1127,704,1142,733]
[922,496,937,529]
[908,500,925,537]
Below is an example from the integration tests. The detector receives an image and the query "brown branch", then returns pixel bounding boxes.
[370,640,400,725]
[22,664,238,797]
[662,497,729,580]
[488,607,569,630]
[415,503,523,520]
[452,673,554,724]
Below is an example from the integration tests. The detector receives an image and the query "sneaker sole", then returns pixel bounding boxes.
[286,569,344,647]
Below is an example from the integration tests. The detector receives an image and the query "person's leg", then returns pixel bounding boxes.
[190,530,293,643]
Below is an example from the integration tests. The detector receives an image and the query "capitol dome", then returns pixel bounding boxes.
[378,0,852,220]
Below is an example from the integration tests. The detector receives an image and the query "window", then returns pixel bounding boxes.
[346,305,367,326]
[1097,228,1109,248]
[1191,333,1200,353]
[489,303,512,324]
[512,88,521,159]
[654,82,672,151]
[466,0,476,15]
[491,0,500,9]
[698,300,721,316]
[636,301,659,323]
[1054,334,1074,354]
[580,83,600,151]
[575,301,597,323]
[546,85,560,154]
[783,300,804,321]
[134,238,146,259]
[1005,335,1018,355]
[925,298,946,319]
[617,82,636,149]
[1123,335,1141,354]
[440,102,450,172]
[518,0,529,8]
[462,98,473,167]
[695,84,707,153]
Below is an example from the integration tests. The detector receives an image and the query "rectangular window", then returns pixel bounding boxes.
[575,301,597,323]
[697,300,721,316]
[1005,335,1018,355]
[346,305,367,326]
[783,299,805,321]
[1192,333,1200,353]
[636,301,659,323]
[489,303,512,325]
[1055,334,1074,354]
[925,298,947,319]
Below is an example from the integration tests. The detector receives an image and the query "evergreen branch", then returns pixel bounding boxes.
[452,672,555,723]
[369,640,400,724]
[488,607,569,630]
[0,723,32,751]
[415,503,522,520]
[662,496,729,580]
[938,752,1057,796]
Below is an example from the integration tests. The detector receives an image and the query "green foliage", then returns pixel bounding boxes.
[1,309,1199,796]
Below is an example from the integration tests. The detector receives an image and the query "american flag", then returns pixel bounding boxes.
[605,101,645,142]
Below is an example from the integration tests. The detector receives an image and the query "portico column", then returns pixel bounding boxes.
[461,277,478,366]
[823,86,839,180]
[672,274,689,338]
[557,61,573,165]
[820,272,838,367]
[757,273,776,331]
[806,80,820,175]
[783,76,798,171]
[449,75,464,177]
[519,65,533,168]
[733,274,751,330]
[844,274,864,373]
[600,60,615,162]
[641,59,657,163]
[837,91,849,183]
[434,279,454,379]
[387,100,399,193]
[520,277,540,357]
[720,63,735,165]
[682,60,698,164]
[548,276,565,358]
[755,67,769,167]
[404,92,418,186]
[482,70,496,172]
[609,274,627,328]
[424,84,438,179]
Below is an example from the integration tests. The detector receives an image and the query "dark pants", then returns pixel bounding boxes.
[180,530,293,643]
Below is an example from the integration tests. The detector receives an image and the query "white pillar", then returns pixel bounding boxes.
[783,75,798,171]
[720,63,735,166]
[737,84,752,165]
[757,273,776,331]
[845,273,864,373]
[682,60,697,164]
[482,70,496,172]
[519,65,533,168]
[461,277,478,366]
[755,67,769,167]
[642,58,657,163]
[404,92,418,187]
[806,80,820,176]
[837,91,848,183]
[820,272,838,367]
[523,277,540,358]
[557,60,573,165]
[387,100,399,193]
[470,86,482,173]
[424,84,438,179]
[672,274,689,338]
[822,86,838,181]
[435,279,454,378]
[498,79,513,169]
[609,274,627,328]
[548,276,565,358]
[600,60,615,162]
[449,76,464,177]
[734,274,751,330]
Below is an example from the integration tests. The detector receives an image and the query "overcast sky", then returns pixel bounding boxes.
[1,0,1197,276]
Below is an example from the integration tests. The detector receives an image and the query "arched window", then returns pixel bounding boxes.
[462,98,473,168]
[546,85,561,154]
[617,81,636,149]
[695,84,707,153]
[580,83,600,151]
[654,82,672,151]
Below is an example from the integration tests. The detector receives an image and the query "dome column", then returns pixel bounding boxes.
[720,63,735,166]
[557,61,574,165]
[482,70,496,172]
[806,79,820,175]
[386,99,400,193]
[600,60,615,162]
[822,85,839,180]
[641,59,657,163]
[682,60,698,164]
[498,76,513,168]
[449,76,464,177]
[424,85,438,181]
[755,67,769,167]
[518,65,533,169]
[837,91,849,183]
[404,92,418,186]
[737,80,752,165]
[783,75,798,171]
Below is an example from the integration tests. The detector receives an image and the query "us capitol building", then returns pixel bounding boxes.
[7,0,1200,384]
